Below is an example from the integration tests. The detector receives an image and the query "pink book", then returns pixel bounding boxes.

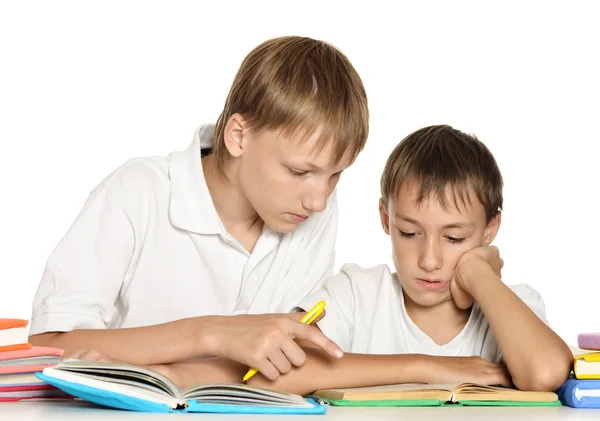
[0,346,63,375]
[0,346,63,361]
[0,384,72,402]
[0,364,58,375]
[578,333,600,350]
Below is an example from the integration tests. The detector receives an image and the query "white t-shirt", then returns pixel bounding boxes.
[297,264,548,362]
[30,125,338,336]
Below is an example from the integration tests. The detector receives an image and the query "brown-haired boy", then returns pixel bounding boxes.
[157,125,572,395]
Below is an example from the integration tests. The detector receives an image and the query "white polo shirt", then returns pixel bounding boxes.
[30,125,338,335]
[297,264,549,363]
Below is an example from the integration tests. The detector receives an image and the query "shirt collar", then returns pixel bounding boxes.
[168,124,223,235]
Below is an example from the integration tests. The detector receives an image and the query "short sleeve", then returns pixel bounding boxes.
[295,270,356,352]
[510,284,549,325]
[29,186,135,336]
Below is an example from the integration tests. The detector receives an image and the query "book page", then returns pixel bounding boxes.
[0,372,44,385]
[314,383,457,402]
[55,360,179,398]
[318,383,458,393]
[183,383,311,407]
[453,383,558,402]
[576,360,600,376]
[0,356,61,367]
[0,327,27,346]
[43,367,178,407]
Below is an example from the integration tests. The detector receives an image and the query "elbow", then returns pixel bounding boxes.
[29,332,61,348]
[513,357,572,392]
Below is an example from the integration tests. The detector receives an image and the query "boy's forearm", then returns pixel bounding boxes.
[29,316,219,365]
[158,350,430,396]
[468,264,572,391]
[249,349,429,396]
[150,358,248,388]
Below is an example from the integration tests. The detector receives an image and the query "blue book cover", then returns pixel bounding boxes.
[36,360,325,414]
[558,377,600,408]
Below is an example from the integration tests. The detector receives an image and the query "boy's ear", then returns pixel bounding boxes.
[379,198,390,235]
[483,212,502,245]
[223,113,247,158]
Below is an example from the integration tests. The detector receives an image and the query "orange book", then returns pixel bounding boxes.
[0,319,31,352]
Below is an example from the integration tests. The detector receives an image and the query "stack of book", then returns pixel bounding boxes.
[559,333,600,408]
[0,318,69,402]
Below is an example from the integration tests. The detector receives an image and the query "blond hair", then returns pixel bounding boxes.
[213,36,369,174]
[380,125,503,222]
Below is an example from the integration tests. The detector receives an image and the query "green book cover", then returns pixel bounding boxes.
[319,398,561,407]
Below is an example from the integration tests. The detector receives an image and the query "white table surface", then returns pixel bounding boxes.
[3,400,600,420]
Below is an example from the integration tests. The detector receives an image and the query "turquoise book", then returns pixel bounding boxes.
[36,360,325,414]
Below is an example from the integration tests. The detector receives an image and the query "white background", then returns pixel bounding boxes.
[1,1,598,346]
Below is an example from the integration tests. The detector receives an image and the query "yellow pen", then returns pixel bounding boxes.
[242,300,326,382]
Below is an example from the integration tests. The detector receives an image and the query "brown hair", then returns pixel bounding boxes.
[380,125,503,222]
[213,36,369,174]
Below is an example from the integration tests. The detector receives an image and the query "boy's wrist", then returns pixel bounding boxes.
[460,259,499,297]
[191,315,220,357]
[413,354,439,384]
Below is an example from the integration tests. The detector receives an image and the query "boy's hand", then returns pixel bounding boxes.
[62,349,121,364]
[424,355,512,387]
[451,246,503,309]
[204,312,343,381]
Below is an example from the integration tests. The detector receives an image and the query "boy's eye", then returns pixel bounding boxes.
[446,236,465,244]
[287,168,307,177]
[399,230,416,238]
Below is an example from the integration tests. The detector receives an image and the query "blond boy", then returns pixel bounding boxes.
[30,36,369,380]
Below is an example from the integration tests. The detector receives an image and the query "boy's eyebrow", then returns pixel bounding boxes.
[302,162,347,173]
[304,162,325,171]
[394,215,475,229]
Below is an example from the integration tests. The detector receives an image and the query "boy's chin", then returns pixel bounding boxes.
[263,215,303,234]
[404,285,451,308]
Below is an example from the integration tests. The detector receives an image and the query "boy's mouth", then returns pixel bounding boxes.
[419,278,445,283]
[288,213,309,223]
[416,278,449,291]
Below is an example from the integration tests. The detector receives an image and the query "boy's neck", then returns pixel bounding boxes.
[202,154,264,252]
[402,289,472,346]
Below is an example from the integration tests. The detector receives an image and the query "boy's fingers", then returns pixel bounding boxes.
[267,349,293,375]
[287,308,327,324]
[288,311,306,321]
[292,323,343,359]
[63,349,87,360]
[256,361,279,381]
[280,338,307,367]
[313,309,327,323]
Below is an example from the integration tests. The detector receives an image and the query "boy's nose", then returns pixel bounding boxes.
[418,241,443,272]
[302,183,328,213]
[303,194,327,213]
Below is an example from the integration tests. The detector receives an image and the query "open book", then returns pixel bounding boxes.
[37,360,325,414]
[313,382,560,407]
